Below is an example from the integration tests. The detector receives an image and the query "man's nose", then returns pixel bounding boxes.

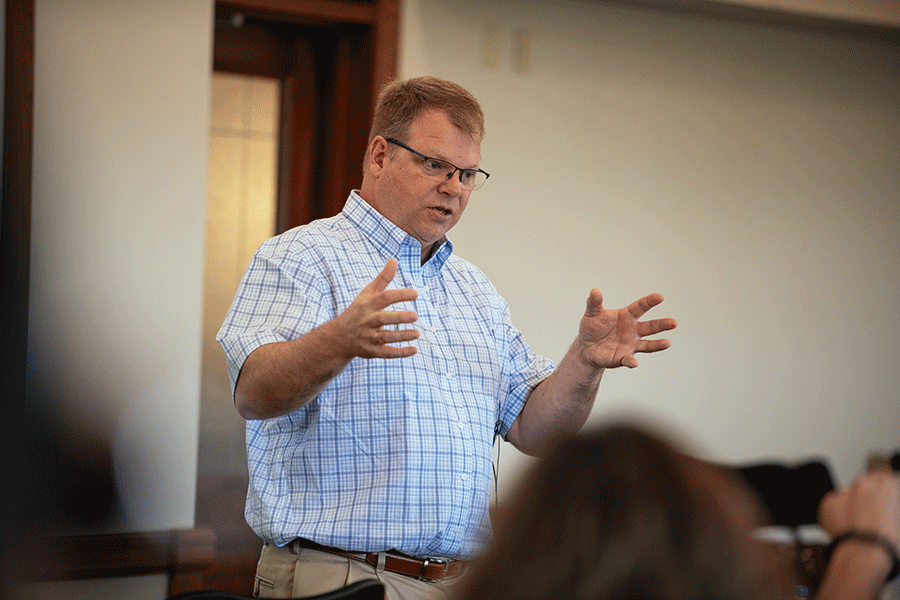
[438,169,463,194]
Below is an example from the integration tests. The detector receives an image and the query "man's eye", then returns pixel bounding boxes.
[461,170,476,183]
[423,160,445,173]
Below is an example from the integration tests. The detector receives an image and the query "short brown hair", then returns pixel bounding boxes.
[364,76,484,168]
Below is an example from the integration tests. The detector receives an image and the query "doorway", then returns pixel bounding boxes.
[197,71,280,592]
[196,1,398,593]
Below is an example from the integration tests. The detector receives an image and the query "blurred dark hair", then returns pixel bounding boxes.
[457,424,794,600]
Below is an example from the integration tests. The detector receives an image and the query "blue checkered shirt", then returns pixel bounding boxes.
[217,192,555,559]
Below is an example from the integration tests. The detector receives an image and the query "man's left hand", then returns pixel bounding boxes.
[578,289,676,369]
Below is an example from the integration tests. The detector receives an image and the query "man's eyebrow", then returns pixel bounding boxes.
[417,141,480,169]
[431,153,480,171]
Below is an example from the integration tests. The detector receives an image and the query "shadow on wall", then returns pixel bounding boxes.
[1,374,122,595]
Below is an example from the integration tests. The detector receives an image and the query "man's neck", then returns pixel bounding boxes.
[421,242,436,266]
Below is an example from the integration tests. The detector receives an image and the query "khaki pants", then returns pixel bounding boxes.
[253,541,466,600]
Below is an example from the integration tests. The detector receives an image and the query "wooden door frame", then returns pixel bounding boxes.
[2,0,34,411]
[215,0,399,231]
[217,0,399,93]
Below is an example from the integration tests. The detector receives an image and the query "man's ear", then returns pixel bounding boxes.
[368,136,389,172]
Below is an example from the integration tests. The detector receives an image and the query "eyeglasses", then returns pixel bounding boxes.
[386,138,490,191]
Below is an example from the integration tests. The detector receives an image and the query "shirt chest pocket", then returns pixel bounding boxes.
[433,311,505,401]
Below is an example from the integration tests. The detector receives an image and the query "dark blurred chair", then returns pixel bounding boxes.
[867,450,900,474]
[734,459,836,527]
[732,459,836,597]
[167,579,384,600]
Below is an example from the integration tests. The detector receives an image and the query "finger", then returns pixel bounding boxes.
[818,489,845,533]
[374,345,418,359]
[365,328,419,359]
[635,338,672,354]
[367,258,399,293]
[819,489,840,513]
[376,288,420,309]
[627,292,665,318]
[374,327,420,345]
[621,355,639,369]
[373,309,419,328]
[636,317,678,337]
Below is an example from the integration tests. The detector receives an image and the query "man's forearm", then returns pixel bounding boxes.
[506,339,603,456]
[234,321,353,420]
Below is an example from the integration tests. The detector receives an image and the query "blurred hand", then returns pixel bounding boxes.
[818,470,900,550]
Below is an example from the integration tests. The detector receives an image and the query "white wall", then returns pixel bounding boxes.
[401,0,900,494]
[721,0,900,27]
[28,1,212,597]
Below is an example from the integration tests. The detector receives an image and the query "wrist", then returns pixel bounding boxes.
[825,531,900,585]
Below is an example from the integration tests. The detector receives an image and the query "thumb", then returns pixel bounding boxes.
[369,258,398,292]
[584,288,605,317]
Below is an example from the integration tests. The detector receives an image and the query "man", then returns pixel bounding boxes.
[217,76,676,600]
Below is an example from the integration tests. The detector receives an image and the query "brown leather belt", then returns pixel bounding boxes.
[294,538,468,582]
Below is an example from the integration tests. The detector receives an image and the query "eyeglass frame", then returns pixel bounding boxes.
[385,137,490,190]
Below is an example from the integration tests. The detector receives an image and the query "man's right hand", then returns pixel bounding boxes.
[234,258,419,419]
[333,258,420,359]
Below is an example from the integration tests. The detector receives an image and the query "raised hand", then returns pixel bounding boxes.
[578,289,676,369]
[234,259,421,419]
[333,258,420,359]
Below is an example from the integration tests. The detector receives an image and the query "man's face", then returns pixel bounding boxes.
[369,109,482,256]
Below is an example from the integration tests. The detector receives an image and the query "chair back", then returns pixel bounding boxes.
[167,579,385,600]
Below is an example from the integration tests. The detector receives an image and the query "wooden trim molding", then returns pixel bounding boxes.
[372,0,399,89]
[217,0,378,24]
[2,0,35,407]
[21,528,217,596]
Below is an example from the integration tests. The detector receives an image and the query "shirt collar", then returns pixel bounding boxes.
[343,191,453,271]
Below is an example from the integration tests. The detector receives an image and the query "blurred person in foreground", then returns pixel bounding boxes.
[455,423,900,600]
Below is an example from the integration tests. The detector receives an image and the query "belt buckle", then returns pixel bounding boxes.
[418,556,447,581]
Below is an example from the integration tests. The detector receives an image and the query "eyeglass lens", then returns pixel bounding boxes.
[421,159,486,190]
